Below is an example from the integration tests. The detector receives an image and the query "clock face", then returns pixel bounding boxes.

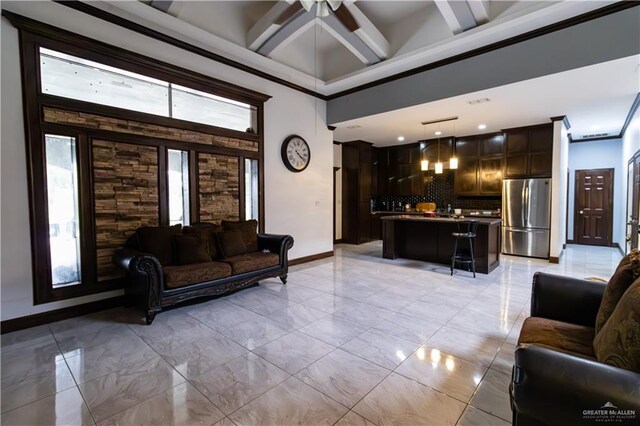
[282,135,310,172]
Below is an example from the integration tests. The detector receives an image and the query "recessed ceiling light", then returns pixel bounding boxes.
[435,131,442,136]
[478,124,487,130]
[397,136,405,142]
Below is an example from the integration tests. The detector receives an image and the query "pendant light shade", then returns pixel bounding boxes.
[449,156,458,169]
[435,162,443,174]
[421,159,429,171]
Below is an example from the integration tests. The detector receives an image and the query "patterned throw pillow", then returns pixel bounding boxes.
[595,250,640,334]
[593,278,640,373]
[136,224,182,266]
[222,220,258,252]
[218,231,248,258]
[174,234,211,265]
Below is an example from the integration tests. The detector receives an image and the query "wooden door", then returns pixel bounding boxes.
[574,168,614,246]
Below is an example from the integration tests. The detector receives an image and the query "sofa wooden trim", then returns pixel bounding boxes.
[113,233,294,324]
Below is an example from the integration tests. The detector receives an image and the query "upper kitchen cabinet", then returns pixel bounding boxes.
[342,141,373,244]
[504,124,553,178]
[454,132,504,196]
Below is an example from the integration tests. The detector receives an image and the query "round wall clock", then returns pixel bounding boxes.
[281,135,310,172]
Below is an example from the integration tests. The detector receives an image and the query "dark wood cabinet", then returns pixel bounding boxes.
[454,137,478,158]
[455,157,479,195]
[480,134,505,156]
[505,154,528,177]
[454,132,503,196]
[342,141,373,244]
[479,157,504,195]
[504,124,553,178]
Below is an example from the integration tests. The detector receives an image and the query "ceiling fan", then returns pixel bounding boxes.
[274,0,359,32]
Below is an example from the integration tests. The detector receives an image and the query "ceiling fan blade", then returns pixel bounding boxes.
[333,3,359,32]
[327,0,342,11]
[299,0,314,12]
[274,1,304,25]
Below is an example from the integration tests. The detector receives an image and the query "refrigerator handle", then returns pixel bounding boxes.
[524,181,530,226]
[521,182,526,226]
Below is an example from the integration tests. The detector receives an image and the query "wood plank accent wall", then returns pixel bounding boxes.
[93,140,159,281]
[198,153,240,223]
[43,107,259,153]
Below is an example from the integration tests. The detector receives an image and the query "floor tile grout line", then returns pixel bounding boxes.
[49,325,99,426]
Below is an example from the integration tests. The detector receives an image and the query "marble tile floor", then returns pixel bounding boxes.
[1,243,620,425]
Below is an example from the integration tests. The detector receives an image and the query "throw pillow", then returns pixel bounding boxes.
[222,220,258,252]
[614,248,639,273]
[593,278,640,373]
[595,251,640,333]
[218,230,248,258]
[136,224,182,266]
[174,234,210,265]
[183,224,223,259]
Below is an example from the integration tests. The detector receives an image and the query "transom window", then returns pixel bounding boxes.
[40,48,257,133]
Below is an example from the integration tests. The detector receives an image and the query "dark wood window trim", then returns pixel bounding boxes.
[15,27,267,305]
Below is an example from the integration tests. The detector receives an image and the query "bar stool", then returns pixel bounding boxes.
[450,220,479,278]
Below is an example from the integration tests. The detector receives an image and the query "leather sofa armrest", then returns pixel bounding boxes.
[531,272,606,327]
[511,344,640,425]
[113,248,162,276]
[258,234,294,261]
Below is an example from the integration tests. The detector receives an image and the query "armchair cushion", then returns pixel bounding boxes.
[518,317,596,359]
[222,220,258,252]
[183,224,223,259]
[136,224,182,266]
[163,262,232,289]
[218,231,248,257]
[222,252,280,275]
[595,251,640,333]
[594,279,640,373]
[174,234,210,265]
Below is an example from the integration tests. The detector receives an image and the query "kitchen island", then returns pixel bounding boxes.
[381,215,502,274]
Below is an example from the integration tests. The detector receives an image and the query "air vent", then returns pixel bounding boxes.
[468,98,490,105]
[581,132,609,138]
[346,125,361,129]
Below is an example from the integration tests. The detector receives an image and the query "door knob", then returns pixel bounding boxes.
[579,210,584,214]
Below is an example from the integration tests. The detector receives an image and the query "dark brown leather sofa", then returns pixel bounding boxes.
[113,222,293,325]
[510,272,640,425]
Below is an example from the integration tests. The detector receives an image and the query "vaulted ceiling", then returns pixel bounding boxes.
[135,1,616,86]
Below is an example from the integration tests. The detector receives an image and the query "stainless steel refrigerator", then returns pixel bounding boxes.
[502,178,551,258]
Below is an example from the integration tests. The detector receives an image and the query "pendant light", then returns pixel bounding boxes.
[420,124,429,171]
[435,125,443,174]
[449,120,458,169]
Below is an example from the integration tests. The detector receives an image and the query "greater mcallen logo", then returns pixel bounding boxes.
[583,402,637,423]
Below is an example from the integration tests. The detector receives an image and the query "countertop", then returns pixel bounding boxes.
[380,215,502,225]
[371,211,501,218]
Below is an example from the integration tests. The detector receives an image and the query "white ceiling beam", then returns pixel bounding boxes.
[322,12,381,65]
[257,10,316,57]
[468,0,490,25]
[345,3,390,59]
[247,0,297,51]
[434,0,478,35]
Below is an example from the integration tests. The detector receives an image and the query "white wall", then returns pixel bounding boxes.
[621,104,640,250]
[0,1,333,321]
[333,143,342,240]
[550,120,569,259]
[567,139,624,246]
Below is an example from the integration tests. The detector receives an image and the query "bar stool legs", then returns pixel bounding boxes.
[450,238,458,276]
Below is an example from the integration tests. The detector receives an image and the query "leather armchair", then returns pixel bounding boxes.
[510,272,640,426]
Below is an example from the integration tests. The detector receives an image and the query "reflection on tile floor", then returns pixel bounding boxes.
[0,243,620,425]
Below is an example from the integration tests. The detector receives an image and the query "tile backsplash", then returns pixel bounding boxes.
[372,170,502,211]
